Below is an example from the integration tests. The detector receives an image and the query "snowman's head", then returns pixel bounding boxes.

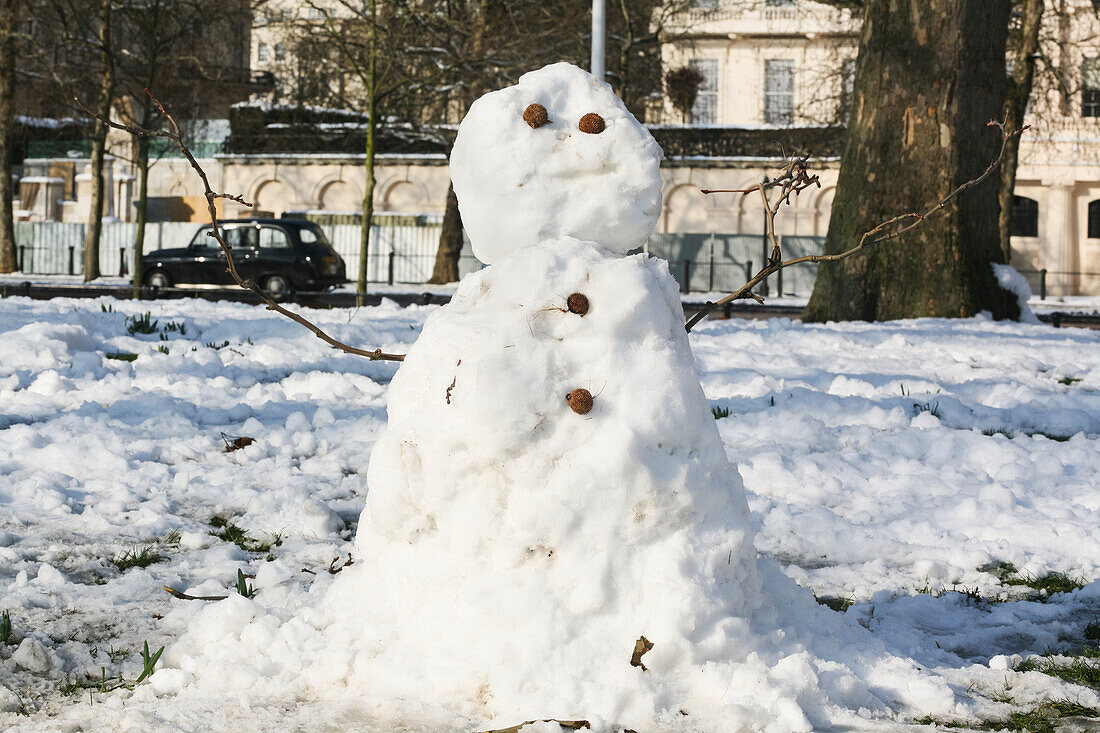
[450,62,664,264]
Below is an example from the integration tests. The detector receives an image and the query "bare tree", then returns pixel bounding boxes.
[0,0,18,273]
[82,0,115,281]
[803,0,1020,321]
[113,0,244,290]
[299,0,413,305]
[999,0,1045,264]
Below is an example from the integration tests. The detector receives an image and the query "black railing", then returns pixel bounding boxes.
[1016,269,1100,300]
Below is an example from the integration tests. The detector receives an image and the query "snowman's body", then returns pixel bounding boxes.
[168,63,958,732]
[327,236,767,726]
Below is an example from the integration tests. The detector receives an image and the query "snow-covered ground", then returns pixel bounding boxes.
[3,274,1098,314]
[1,295,1099,731]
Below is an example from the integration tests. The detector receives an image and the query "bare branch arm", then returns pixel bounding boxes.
[75,92,405,362]
[684,120,1026,332]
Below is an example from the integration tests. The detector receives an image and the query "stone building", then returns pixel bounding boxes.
[12,0,1100,295]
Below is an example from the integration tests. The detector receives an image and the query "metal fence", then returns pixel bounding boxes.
[649,232,823,296]
[1016,269,1100,300]
[11,221,826,295]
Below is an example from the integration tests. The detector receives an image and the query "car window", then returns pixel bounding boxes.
[226,226,256,250]
[189,227,216,248]
[299,225,330,246]
[190,226,254,249]
[259,226,292,250]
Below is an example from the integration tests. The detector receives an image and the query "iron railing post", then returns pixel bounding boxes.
[1040,269,1047,300]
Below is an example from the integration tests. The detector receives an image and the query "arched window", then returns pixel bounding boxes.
[1011,196,1039,237]
[1089,199,1100,239]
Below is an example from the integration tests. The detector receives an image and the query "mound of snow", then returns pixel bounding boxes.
[168,239,956,731]
[992,263,1041,324]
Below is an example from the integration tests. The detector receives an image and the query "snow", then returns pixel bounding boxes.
[5,61,1100,733]
[450,63,663,263]
[992,263,1041,324]
[0,295,1098,730]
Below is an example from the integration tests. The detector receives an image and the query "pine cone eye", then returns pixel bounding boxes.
[523,103,549,128]
[578,113,605,134]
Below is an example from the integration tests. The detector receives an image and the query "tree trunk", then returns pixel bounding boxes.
[0,0,17,274]
[803,0,1020,322]
[356,0,377,307]
[132,133,150,291]
[427,1,485,284]
[428,183,463,283]
[999,0,1044,264]
[84,0,114,282]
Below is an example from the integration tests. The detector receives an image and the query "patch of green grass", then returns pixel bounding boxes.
[1,610,11,644]
[105,351,138,362]
[205,340,230,350]
[161,321,187,336]
[1085,621,1100,642]
[125,312,158,336]
[1017,652,1100,688]
[60,641,164,696]
[915,700,1099,731]
[135,641,164,684]
[982,427,1013,438]
[913,715,966,727]
[980,562,1087,599]
[711,406,730,420]
[1004,571,1087,597]
[1022,430,1074,442]
[913,401,942,418]
[157,344,170,355]
[100,303,115,313]
[209,516,282,555]
[111,545,164,572]
[235,569,256,599]
[814,595,854,613]
[979,560,1019,582]
[1058,376,1083,386]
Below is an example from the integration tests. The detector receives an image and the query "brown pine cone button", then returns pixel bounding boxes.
[567,388,594,415]
[566,293,589,316]
[578,113,605,134]
[523,103,549,128]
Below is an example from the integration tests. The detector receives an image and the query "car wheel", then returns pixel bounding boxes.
[262,274,291,300]
[145,271,171,289]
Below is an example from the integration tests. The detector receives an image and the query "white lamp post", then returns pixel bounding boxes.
[591,0,605,81]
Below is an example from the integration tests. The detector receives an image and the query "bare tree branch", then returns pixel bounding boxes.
[684,120,1027,332]
[74,91,405,362]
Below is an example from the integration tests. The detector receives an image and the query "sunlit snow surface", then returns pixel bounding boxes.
[1,295,1099,731]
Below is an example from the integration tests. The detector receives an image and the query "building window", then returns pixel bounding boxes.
[764,59,794,125]
[275,43,286,61]
[1012,195,1039,237]
[1089,200,1100,239]
[839,58,856,120]
[766,0,796,5]
[690,60,718,125]
[257,43,268,63]
[1083,58,1100,117]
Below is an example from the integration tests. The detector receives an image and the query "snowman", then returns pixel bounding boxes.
[310,63,956,729]
[168,63,958,732]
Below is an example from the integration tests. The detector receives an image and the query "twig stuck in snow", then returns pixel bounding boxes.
[482,720,591,733]
[162,585,228,601]
[684,120,1028,332]
[73,91,405,362]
